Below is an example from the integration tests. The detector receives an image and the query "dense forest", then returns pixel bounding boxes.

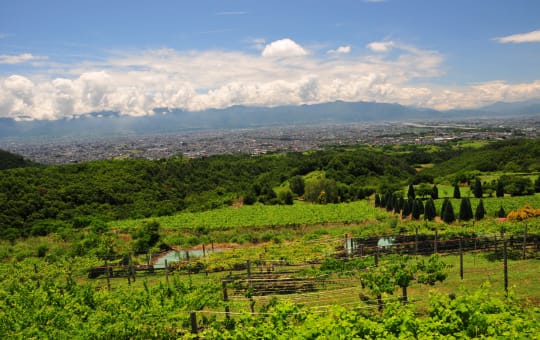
[0,149,36,170]
[1,139,539,240]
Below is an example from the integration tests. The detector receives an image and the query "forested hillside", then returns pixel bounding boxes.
[422,139,540,177]
[0,149,36,170]
[0,147,414,239]
[1,139,539,240]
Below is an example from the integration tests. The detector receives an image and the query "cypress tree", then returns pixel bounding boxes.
[498,206,506,218]
[411,199,422,220]
[431,184,439,200]
[496,180,504,198]
[442,198,455,224]
[475,199,486,220]
[385,193,394,211]
[440,198,449,220]
[391,195,397,213]
[459,197,473,221]
[402,198,411,218]
[453,184,461,199]
[375,194,381,207]
[424,198,436,221]
[395,196,403,214]
[473,178,483,198]
[381,193,387,208]
[535,176,540,193]
[417,198,424,215]
[407,184,416,200]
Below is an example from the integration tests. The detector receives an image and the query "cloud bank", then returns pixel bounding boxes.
[1,38,540,120]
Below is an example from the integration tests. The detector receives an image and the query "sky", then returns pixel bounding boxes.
[1,0,540,120]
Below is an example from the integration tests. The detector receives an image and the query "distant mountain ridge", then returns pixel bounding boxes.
[1,100,539,140]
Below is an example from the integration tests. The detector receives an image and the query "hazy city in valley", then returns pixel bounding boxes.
[1,117,539,164]
[1,1,540,338]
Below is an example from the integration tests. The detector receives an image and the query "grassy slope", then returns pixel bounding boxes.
[110,200,390,230]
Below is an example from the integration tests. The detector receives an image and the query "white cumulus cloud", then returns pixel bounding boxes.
[327,45,351,54]
[261,38,308,58]
[366,41,395,53]
[495,29,540,43]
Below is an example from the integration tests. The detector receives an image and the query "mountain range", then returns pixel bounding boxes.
[1,100,539,140]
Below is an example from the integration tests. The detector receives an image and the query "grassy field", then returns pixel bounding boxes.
[110,200,391,231]
[433,193,540,214]
[110,194,540,231]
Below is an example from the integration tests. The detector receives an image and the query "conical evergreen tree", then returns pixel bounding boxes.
[496,180,505,198]
[453,184,461,199]
[407,184,416,200]
[385,193,394,211]
[442,198,455,224]
[440,198,449,220]
[412,199,422,220]
[374,194,381,207]
[475,199,486,220]
[431,184,439,200]
[498,206,506,218]
[402,198,411,218]
[459,197,473,221]
[424,198,436,221]
[394,196,403,214]
[417,198,424,215]
[473,178,483,198]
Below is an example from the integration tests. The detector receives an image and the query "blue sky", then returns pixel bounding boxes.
[1,0,540,120]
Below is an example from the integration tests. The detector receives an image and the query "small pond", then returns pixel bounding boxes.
[154,248,223,269]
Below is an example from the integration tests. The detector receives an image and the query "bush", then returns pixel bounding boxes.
[304,177,338,204]
[37,244,49,258]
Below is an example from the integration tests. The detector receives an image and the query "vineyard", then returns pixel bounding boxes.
[1,226,539,338]
[110,200,390,231]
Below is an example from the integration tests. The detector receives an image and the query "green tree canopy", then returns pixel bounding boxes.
[304,177,338,204]
[289,176,305,196]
